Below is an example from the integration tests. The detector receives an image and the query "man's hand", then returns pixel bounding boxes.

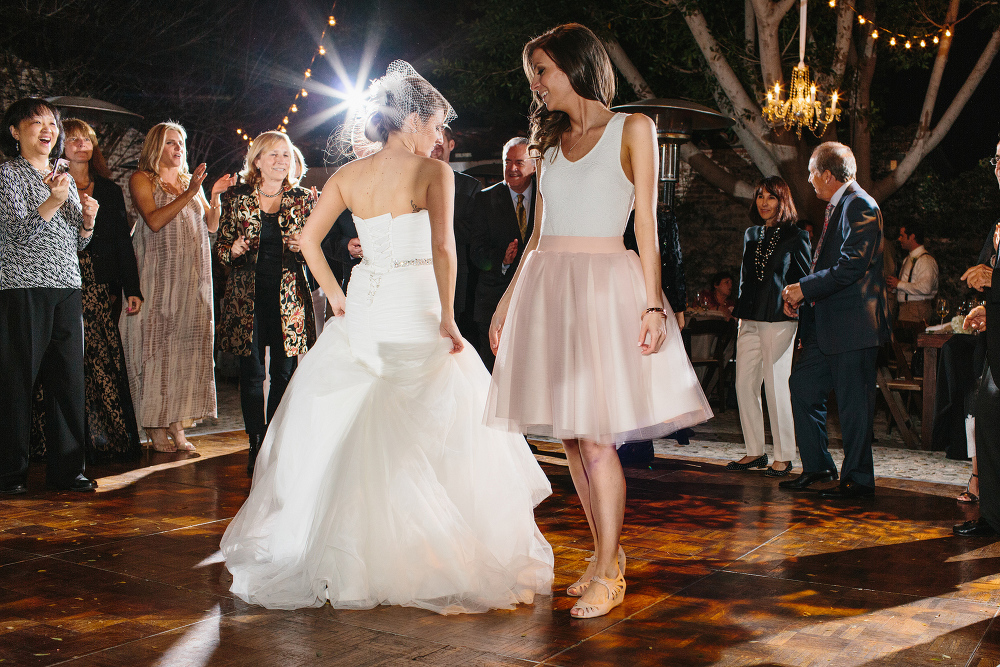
[886,275,900,289]
[503,239,518,265]
[961,264,993,292]
[782,283,804,307]
[348,238,363,259]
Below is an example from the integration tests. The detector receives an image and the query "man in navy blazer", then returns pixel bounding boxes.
[779,142,891,498]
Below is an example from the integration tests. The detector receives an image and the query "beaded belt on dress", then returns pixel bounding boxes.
[360,256,433,302]
[361,257,433,269]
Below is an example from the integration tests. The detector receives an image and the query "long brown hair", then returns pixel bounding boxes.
[62,118,112,179]
[522,23,616,158]
[749,176,798,227]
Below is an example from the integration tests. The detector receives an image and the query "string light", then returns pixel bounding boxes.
[234,1,338,136]
[830,1,954,50]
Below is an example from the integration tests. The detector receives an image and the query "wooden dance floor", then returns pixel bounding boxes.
[3,431,1000,666]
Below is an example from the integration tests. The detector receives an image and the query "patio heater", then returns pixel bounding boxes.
[610,99,733,312]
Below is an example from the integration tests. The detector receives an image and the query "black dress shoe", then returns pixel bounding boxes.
[819,481,874,499]
[247,433,264,476]
[953,517,998,537]
[764,461,794,477]
[0,483,27,495]
[62,475,97,492]
[778,470,838,490]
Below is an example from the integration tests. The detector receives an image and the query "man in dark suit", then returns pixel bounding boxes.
[469,137,536,370]
[954,136,1000,537]
[432,127,482,341]
[779,141,891,498]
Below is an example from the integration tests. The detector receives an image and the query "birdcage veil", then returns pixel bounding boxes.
[328,60,457,163]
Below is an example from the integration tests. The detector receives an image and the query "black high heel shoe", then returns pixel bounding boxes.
[725,453,768,471]
[764,461,793,477]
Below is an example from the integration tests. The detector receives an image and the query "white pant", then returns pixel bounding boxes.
[735,320,799,461]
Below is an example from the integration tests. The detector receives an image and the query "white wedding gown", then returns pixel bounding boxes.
[220,211,554,614]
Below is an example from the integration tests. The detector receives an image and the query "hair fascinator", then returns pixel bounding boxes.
[328,60,456,163]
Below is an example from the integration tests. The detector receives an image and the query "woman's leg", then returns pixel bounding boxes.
[147,427,174,452]
[563,439,599,594]
[571,439,626,615]
[762,321,799,467]
[734,320,766,463]
[264,349,297,430]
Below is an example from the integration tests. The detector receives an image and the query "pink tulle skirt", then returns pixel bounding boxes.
[485,236,712,445]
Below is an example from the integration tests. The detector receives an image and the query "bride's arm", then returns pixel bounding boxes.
[426,160,461,353]
[489,183,542,353]
[300,174,349,316]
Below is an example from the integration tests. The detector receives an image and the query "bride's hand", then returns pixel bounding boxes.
[440,318,463,354]
[489,303,508,354]
[328,292,346,317]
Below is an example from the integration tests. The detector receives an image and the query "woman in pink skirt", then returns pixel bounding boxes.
[486,23,711,619]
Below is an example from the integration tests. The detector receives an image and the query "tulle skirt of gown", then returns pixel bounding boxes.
[220,258,554,614]
[486,236,712,444]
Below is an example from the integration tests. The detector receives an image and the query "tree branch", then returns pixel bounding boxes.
[681,142,756,200]
[602,37,655,100]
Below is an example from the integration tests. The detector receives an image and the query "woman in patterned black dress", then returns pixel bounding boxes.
[31,119,143,463]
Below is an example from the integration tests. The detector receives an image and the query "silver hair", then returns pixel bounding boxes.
[809,142,857,183]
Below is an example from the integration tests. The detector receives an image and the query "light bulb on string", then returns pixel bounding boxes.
[858,15,866,24]
[905,40,911,48]
[283,116,290,124]
[871,30,878,39]
[318,46,326,55]
[945,28,951,37]
[920,39,926,47]
[304,69,311,78]
[328,16,336,25]
[890,36,897,45]
[301,89,308,97]
[290,104,298,113]
[933,35,940,44]
[236,128,242,135]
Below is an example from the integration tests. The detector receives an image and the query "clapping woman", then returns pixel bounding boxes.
[0,98,98,493]
[727,176,810,476]
[121,122,235,452]
[215,131,316,474]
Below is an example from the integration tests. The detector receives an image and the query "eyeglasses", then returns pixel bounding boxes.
[991,156,1000,166]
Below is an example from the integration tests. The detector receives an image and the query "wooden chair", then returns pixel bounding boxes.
[686,317,738,412]
[876,326,924,449]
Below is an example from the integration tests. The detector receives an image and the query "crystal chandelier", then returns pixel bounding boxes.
[762,0,842,138]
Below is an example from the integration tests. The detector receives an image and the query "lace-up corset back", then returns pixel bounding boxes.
[353,210,433,271]
[538,113,635,238]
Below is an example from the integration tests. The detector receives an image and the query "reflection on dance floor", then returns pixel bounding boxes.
[1,431,998,666]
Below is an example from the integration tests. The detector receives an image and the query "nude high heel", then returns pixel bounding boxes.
[567,545,626,597]
[570,567,626,618]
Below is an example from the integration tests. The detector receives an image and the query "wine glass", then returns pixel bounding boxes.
[935,298,949,325]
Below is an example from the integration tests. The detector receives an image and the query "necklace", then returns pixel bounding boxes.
[754,225,781,281]
[75,179,92,191]
[257,186,282,198]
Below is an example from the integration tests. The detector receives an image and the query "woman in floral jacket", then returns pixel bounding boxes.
[215,131,317,475]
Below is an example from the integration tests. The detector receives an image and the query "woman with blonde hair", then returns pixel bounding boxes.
[122,122,235,452]
[215,131,316,474]
[485,24,711,618]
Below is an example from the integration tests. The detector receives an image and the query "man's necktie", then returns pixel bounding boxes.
[809,202,835,272]
[516,194,527,241]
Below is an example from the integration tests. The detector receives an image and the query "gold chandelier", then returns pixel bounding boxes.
[762,0,842,138]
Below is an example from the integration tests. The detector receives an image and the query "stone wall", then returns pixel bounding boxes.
[675,146,763,305]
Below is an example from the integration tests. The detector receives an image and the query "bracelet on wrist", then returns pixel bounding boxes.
[642,307,665,317]
[82,225,95,232]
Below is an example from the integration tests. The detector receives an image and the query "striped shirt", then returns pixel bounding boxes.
[0,156,90,289]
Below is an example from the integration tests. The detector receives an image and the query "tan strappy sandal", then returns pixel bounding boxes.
[570,567,626,618]
[567,545,626,597]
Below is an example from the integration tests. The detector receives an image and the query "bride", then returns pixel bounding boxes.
[220,62,553,614]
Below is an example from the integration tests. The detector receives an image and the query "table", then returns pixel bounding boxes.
[917,331,954,450]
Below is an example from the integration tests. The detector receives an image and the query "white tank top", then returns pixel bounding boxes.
[537,113,635,238]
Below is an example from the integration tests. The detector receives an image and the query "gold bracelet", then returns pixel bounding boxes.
[642,307,665,317]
